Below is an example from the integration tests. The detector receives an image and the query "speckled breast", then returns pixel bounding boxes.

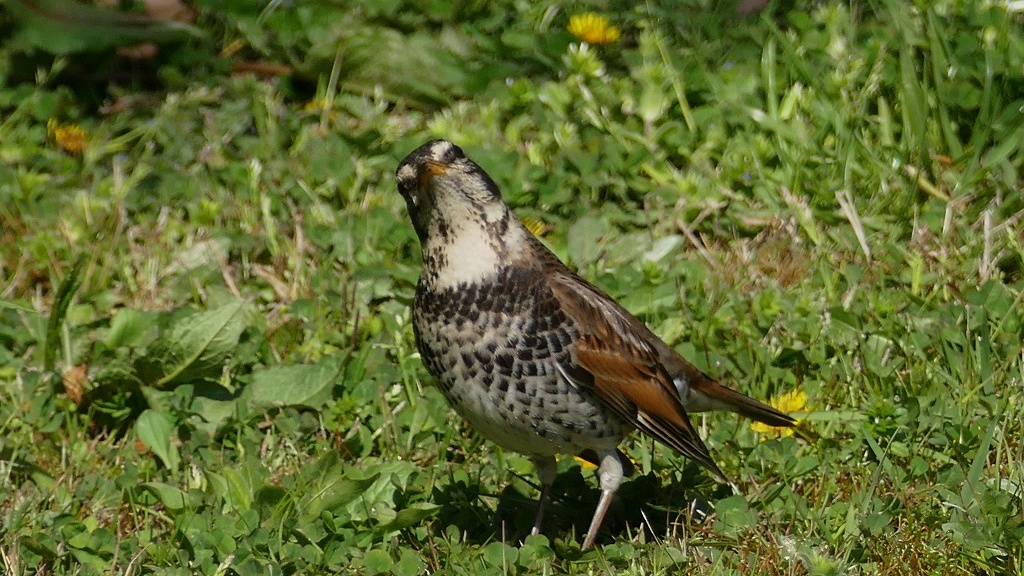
[412,266,627,456]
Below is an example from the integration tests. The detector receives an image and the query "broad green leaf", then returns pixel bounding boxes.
[68,548,108,573]
[392,550,427,576]
[144,301,247,388]
[105,308,159,349]
[714,495,757,537]
[249,353,344,410]
[253,485,288,511]
[374,502,441,534]
[361,549,393,575]
[213,467,259,512]
[567,214,608,267]
[308,473,381,517]
[137,482,189,512]
[190,395,238,437]
[642,234,684,263]
[350,460,420,508]
[6,0,203,54]
[299,453,381,516]
[482,541,519,568]
[135,409,180,469]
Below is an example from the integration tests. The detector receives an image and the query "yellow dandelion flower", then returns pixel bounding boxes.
[568,13,621,46]
[573,455,599,471]
[521,216,549,238]
[303,98,324,113]
[303,97,340,122]
[48,119,89,156]
[750,389,807,439]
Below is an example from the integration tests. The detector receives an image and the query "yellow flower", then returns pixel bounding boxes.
[568,13,621,46]
[48,119,88,156]
[303,98,326,113]
[303,97,339,121]
[750,389,808,438]
[573,455,598,471]
[521,216,549,238]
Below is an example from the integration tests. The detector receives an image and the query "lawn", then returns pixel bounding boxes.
[1,0,1023,574]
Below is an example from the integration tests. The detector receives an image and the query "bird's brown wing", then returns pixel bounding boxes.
[545,268,727,480]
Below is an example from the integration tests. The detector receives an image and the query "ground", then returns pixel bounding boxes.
[1,0,1023,574]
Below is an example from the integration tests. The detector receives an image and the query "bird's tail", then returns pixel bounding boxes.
[687,378,796,427]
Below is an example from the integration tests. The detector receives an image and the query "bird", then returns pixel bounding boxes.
[395,139,796,549]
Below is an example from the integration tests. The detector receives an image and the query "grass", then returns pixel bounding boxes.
[2,0,1023,574]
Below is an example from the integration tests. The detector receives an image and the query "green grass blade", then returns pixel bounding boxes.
[43,255,86,372]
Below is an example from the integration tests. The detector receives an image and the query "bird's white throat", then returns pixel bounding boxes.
[422,203,528,289]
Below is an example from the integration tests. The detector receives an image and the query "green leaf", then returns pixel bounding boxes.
[44,255,86,372]
[0,299,37,313]
[249,353,345,410]
[253,485,288,510]
[135,409,180,469]
[143,301,247,388]
[190,395,238,437]
[69,548,108,573]
[714,495,757,537]
[567,215,608,268]
[105,308,159,349]
[137,482,190,512]
[361,549,392,575]
[207,468,257,512]
[482,541,519,568]
[6,0,204,54]
[898,41,929,163]
[374,502,441,534]
[0,442,55,490]
[642,235,684,263]
[391,550,427,576]
[968,419,998,487]
[304,467,380,517]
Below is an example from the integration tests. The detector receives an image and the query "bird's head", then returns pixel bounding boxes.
[396,140,507,244]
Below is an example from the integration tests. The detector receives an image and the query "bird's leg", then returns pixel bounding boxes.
[530,456,557,536]
[581,449,625,550]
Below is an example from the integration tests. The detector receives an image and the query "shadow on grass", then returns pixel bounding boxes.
[430,463,724,548]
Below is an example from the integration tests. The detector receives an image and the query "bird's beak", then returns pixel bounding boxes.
[419,160,450,190]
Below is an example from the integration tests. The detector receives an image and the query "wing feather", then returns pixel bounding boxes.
[546,268,726,479]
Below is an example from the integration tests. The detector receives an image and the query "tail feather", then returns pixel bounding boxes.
[652,338,798,428]
[688,378,796,428]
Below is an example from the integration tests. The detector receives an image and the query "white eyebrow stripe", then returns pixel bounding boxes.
[428,140,454,159]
